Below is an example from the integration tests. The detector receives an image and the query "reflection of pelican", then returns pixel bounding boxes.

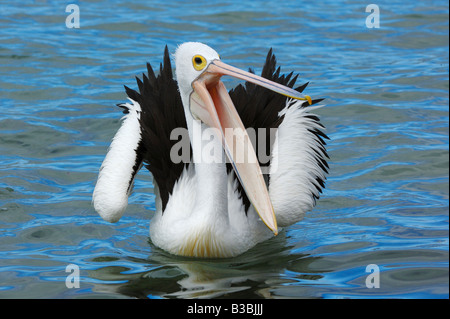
[93,42,328,258]
[90,234,324,299]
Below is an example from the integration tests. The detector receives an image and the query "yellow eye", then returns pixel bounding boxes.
[192,55,207,71]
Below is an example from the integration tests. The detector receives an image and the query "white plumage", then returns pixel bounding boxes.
[93,98,142,223]
[270,101,327,227]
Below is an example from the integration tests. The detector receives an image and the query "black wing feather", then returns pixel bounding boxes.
[121,46,188,211]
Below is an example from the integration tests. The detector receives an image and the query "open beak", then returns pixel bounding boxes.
[189,59,312,235]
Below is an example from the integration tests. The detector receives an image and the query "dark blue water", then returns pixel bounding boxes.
[0,0,448,298]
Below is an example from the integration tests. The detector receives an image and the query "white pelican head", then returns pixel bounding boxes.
[174,42,220,96]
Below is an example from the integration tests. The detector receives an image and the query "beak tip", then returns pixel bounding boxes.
[268,220,278,236]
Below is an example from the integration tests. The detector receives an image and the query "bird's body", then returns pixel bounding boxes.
[93,43,328,258]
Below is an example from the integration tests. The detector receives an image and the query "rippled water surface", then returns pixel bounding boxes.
[0,0,448,299]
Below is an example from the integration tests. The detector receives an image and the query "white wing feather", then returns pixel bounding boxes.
[92,99,142,222]
[269,100,328,227]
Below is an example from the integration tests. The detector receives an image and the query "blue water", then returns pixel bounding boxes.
[0,0,448,298]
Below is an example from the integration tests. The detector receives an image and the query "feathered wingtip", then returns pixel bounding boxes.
[263,48,326,107]
[160,45,172,80]
[119,45,174,106]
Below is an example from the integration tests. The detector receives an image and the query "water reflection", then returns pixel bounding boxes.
[89,232,325,298]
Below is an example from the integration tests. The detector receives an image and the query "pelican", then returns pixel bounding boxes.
[93,42,329,258]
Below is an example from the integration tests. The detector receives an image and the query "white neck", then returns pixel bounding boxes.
[180,92,229,222]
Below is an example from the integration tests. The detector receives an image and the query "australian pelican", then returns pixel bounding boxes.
[93,42,329,258]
